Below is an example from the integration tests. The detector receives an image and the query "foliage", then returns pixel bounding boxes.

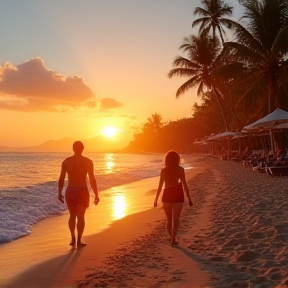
[123,113,207,153]
[221,0,288,118]
[192,0,235,43]
[168,30,231,131]
[142,113,164,134]
[123,0,288,154]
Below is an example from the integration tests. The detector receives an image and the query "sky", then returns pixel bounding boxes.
[0,0,243,148]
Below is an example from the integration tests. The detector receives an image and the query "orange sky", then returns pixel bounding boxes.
[0,0,243,149]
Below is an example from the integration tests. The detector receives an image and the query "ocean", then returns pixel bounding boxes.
[0,152,195,245]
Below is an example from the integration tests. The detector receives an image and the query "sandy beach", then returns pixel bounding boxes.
[2,157,288,288]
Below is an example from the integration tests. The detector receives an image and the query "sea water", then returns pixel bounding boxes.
[0,152,194,244]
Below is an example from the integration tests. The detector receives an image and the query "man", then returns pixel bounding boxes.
[58,141,99,248]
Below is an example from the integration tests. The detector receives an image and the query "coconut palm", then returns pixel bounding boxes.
[192,0,235,43]
[143,113,164,134]
[222,0,288,116]
[168,30,230,131]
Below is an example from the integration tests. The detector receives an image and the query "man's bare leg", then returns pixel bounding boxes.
[76,205,87,248]
[67,206,77,245]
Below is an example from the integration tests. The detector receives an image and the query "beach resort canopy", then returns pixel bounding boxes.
[193,139,208,145]
[242,108,288,156]
[243,108,288,131]
[205,131,236,158]
[206,131,236,141]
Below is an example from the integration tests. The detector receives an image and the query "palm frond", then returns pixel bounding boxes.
[197,81,205,97]
[219,18,238,30]
[272,25,288,55]
[232,21,263,52]
[193,7,210,17]
[192,17,209,29]
[168,68,199,79]
[171,56,200,70]
[211,62,246,83]
[235,72,264,108]
[175,77,201,98]
[223,41,264,63]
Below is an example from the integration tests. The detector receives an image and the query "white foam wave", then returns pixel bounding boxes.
[0,153,196,244]
[0,170,158,244]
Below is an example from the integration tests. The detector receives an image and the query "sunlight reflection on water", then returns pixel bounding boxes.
[111,193,127,220]
[104,153,115,173]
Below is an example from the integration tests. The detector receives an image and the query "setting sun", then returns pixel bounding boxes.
[102,126,117,138]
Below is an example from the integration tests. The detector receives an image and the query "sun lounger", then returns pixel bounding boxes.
[266,164,288,176]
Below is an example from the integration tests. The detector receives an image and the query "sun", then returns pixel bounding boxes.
[102,126,117,138]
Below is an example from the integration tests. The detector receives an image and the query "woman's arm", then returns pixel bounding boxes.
[154,169,165,207]
[181,167,193,207]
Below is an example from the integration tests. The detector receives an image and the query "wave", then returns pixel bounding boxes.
[0,169,159,244]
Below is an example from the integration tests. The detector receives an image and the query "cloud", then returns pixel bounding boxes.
[0,57,95,112]
[88,111,136,120]
[99,97,123,110]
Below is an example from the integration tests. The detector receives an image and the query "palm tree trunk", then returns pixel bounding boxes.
[213,88,229,131]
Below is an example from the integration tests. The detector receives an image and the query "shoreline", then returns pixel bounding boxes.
[0,176,161,280]
[1,159,209,288]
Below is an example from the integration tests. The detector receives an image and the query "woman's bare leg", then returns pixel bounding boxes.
[171,203,184,245]
[163,203,173,240]
[76,204,87,248]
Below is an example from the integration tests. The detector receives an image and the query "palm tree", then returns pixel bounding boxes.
[192,0,235,43]
[168,30,230,131]
[222,0,288,116]
[143,113,164,134]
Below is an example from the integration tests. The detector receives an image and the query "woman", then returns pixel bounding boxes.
[154,150,193,246]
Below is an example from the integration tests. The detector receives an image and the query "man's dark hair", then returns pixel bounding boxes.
[73,141,84,153]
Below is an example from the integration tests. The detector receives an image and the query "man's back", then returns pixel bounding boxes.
[63,155,92,188]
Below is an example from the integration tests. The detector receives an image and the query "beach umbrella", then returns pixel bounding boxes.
[243,108,288,157]
[218,132,236,159]
[206,134,220,141]
[206,131,236,158]
[243,108,288,130]
[206,133,224,155]
[206,131,236,140]
[273,123,288,129]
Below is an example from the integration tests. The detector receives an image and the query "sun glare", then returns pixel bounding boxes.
[112,194,127,220]
[102,126,117,138]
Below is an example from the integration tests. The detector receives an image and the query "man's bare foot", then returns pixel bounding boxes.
[77,242,87,248]
[170,240,179,247]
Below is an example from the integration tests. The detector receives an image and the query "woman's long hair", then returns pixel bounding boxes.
[164,150,181,183]
[165,150,180,167]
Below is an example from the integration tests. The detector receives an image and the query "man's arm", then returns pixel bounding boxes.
[88,160,99,205]
[58,162,66,203]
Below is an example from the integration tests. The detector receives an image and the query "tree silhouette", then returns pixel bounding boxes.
[192,0,235,43]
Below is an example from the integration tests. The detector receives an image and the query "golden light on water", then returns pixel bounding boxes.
[104,153,115,172]
[106,161,114,170]
[111,193,127,220]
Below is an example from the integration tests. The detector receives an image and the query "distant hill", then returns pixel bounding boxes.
[0,136,129,153]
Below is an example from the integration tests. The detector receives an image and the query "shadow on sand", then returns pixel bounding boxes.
[4,246,83,288]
